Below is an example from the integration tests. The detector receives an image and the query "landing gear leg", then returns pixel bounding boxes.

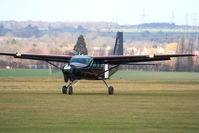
[103,80,114,95]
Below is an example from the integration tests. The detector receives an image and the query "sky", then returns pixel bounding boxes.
[0,0,198,25]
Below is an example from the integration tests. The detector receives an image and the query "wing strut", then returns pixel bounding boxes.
[46,61,63,70]
[97,65,119,77]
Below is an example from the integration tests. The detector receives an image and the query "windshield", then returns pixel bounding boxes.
[70,56,93,66]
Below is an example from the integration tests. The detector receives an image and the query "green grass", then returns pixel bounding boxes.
[112,71,199,79]
[1,69,199,79]
[0,78,199,133]
[0,69,62,78]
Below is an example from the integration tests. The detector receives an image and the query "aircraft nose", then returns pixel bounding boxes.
[70,64,76,69]
[63,63,80,71]
[63,63,87,72]
[63,64,72,71]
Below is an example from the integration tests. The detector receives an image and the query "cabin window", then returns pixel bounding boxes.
[92,61,104,68]
[70,56,93,66]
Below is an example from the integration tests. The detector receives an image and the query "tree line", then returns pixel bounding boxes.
[0,24,88,38]
[0,24,42,38]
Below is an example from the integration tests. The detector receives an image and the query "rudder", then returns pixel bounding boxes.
[113,32,123,55]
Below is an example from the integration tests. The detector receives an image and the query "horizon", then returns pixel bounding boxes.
[0,20,198,27]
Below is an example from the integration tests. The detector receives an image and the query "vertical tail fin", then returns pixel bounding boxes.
[113,32,123,55]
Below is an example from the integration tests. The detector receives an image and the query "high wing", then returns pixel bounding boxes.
[0,52,72,63]
[0,52,197,64]
[93,54,197,65]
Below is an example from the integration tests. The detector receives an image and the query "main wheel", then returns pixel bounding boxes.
[62,86,67,94]
[68,86,73,95]
[108,86,114,95]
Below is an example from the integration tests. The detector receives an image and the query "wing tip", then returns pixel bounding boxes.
[192,52,199,56]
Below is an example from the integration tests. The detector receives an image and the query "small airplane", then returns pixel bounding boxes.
[0,32,198,95]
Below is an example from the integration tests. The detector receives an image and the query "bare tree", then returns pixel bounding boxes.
[186,39,194,71]
[175,36,185,71]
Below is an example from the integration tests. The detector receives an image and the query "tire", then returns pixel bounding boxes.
[108,86,114,95]
[62,86,67,94]
[68,86,73,95]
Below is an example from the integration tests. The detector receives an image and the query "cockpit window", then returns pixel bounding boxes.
[70,56,93,66]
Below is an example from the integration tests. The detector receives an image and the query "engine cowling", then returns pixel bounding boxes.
[62,64,71,83]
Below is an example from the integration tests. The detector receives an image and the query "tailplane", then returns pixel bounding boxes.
[113,32,123,55]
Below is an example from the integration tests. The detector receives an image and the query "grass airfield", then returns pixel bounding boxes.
[0,70,199,133]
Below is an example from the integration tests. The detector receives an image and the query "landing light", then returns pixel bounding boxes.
[16,52,21,57]
[149,54,155,58]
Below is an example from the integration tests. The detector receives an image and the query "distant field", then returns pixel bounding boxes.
[0,78,199,133]
[1,68,199,79]
[100,28,199,33]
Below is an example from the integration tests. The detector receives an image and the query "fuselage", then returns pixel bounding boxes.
[62,55,118,82]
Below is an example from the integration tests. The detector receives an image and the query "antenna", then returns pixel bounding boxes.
[193,13,197,27]
[185,13,189,26]
[142,9,146,24]
[170,11,175,24]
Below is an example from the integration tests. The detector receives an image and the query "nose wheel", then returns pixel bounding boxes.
[62,81,74,95]
[62,86,68,94]
[62,85,73,95]
[68,86,73,95]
